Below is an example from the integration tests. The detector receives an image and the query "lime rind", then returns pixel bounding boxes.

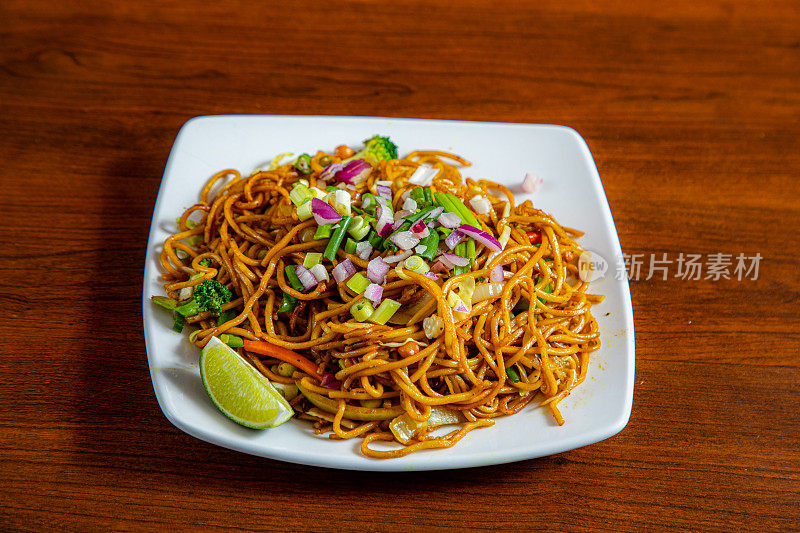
[200,337,293,429]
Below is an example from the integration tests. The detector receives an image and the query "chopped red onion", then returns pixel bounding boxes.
[383,250,413,264]
[318,162,346,182]
[294,264,319,291]
[355,241,373,261]
[490,265,504,283]
[320,373,341,389]
[432,260,450,273]
[394,209,413,221]
[437,212,461,228]
[522,172,542,193]
[411,220,430,239]
[335,160,372,184]
[391,218,406,231]
[363,283,383,305]
[402,197,417,211]
[414,244,427,254]
[375,204,394,237]
[332,258,356,283]
[440,252,470,268]
[445,230,465,250]
[390,231,420,251]
[367,256,391,284]
[424,272,439,281]
[311,198,342,225]
[376,184,392,200]
[456,224,502,252]
[425,206,444,221]
[452,299,469,314]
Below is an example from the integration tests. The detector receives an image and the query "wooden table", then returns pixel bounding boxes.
[1,1,798,530]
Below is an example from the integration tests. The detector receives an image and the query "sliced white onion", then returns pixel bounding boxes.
[469,195,492,215]
[178,286,193,301]
[383,250,413,264]
[390,231,420,251]
[472,282,505,303]
[408,164,437,185]
[309,263,329,282]
[402,197,417,211]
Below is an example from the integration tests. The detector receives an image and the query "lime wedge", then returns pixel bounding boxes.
[200,336,293,429]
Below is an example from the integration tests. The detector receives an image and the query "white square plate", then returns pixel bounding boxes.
[143,115,635,471]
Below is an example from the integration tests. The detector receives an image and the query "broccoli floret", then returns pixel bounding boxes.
[198,257,212,267]
[193,279,232,316]
[348,135,398,164]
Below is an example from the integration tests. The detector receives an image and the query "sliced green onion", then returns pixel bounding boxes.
[175,299,201,317]
[344,238,358,255]
[324,216,352,261]
[423,187,433,204]
[277,292,298,313]
[466,238,476,267]
[172,312,185,333]
[452,242,469,276]
[350,299,376,322]
[403,255,429,274]
[537,282,553,304]
[303,252,323,269]
[289,183,312,206]
[369,298,401,325]
[315,224,334,239]
[329,189,352,216]
[219,333,244,348]
[506,366,520,383]
[285,265,306,292]
[347,216,370,240]
[217,308,237,325]
[410,187,426,203]
[367,230,384,250]
[296,200,314,221]
[417,231,439,261]
[346,273,371,294]
[152,296,178,310]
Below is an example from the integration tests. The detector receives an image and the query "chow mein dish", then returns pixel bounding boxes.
[153,136,602,458]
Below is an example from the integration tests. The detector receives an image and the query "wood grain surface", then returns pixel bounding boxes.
[1,1,798,531]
